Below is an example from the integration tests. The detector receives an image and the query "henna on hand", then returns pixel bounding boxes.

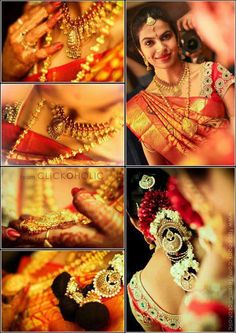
[73,191,123,246]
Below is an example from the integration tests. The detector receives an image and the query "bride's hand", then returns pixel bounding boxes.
[3,190,123,248]
[3,2,63,81]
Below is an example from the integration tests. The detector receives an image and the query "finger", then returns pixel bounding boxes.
[8,220,22,230]
[188,19,194,30]
[17,2,62,35]
[182,20,191,31]
[72,190,123,239]
[10,2,62,34]
[34,42,63,60]
[177,19,182,31]
[26,10,63,44]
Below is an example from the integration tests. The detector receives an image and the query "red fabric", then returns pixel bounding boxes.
[2,122,91,164]
[23,53,104,82]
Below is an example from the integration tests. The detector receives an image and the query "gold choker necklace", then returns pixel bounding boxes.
[154,63,187,97]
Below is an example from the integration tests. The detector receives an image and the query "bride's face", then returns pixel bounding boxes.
[39,84,124,111]
[138,20,179,70]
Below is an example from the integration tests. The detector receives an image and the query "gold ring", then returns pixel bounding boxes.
[43,230,53,248]
[17,18,23,25]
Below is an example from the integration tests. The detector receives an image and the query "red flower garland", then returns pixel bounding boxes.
[138,190,172,241]
[167,177,204,228]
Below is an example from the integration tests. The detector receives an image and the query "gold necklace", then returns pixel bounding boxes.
[39,1,123,82]
[47,104,120,143]
[154,63,198,137]
[154,63,187,97]
[5,99,123,165]
[61,1,106,59]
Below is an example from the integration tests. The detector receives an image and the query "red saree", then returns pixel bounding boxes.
[127,62,234,165]
[23,43,124,82]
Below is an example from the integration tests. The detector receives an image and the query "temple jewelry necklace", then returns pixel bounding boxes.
[47,104,121,144]
[39,2,123,82]
[154,63,198,137]
[60,1,106,59]
[154,62,187,97]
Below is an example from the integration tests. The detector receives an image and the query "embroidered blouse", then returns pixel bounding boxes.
[128,271,182,332]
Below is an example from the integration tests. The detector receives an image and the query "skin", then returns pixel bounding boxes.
[3,1,123,81]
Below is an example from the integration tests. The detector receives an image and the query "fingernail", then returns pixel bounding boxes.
[71,187,86,196]
[7,229,21,238]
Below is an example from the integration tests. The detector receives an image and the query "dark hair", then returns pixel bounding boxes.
[131,4,178,49]
[51,272,110,330]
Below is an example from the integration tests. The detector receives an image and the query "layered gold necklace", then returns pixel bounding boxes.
[154,63,198,137]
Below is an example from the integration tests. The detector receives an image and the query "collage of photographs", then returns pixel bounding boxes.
[1,0,235,332]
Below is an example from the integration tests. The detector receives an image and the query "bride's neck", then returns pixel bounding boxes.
[154,60,185,85]
[67,1,94,17]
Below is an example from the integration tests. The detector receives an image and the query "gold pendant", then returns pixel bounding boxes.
[66,28,81,59]
[47,117,65,140]
[182,117,198,137]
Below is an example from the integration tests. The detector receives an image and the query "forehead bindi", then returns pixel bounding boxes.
[139,20,171,41]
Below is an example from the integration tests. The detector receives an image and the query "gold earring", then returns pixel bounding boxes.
[143,57,151,71]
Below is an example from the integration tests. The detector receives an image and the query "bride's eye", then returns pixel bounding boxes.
[161,32,172,41]
[144,40,154,47]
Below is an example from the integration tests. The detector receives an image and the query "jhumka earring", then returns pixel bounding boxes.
[143,56,152,71]
[149,209,199,291]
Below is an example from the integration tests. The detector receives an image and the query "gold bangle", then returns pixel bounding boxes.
[43,230,53,248]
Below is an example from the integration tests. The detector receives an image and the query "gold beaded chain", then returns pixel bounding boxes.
[154,63,198,137]
[5,99,46,164]
[39,1,123,82]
